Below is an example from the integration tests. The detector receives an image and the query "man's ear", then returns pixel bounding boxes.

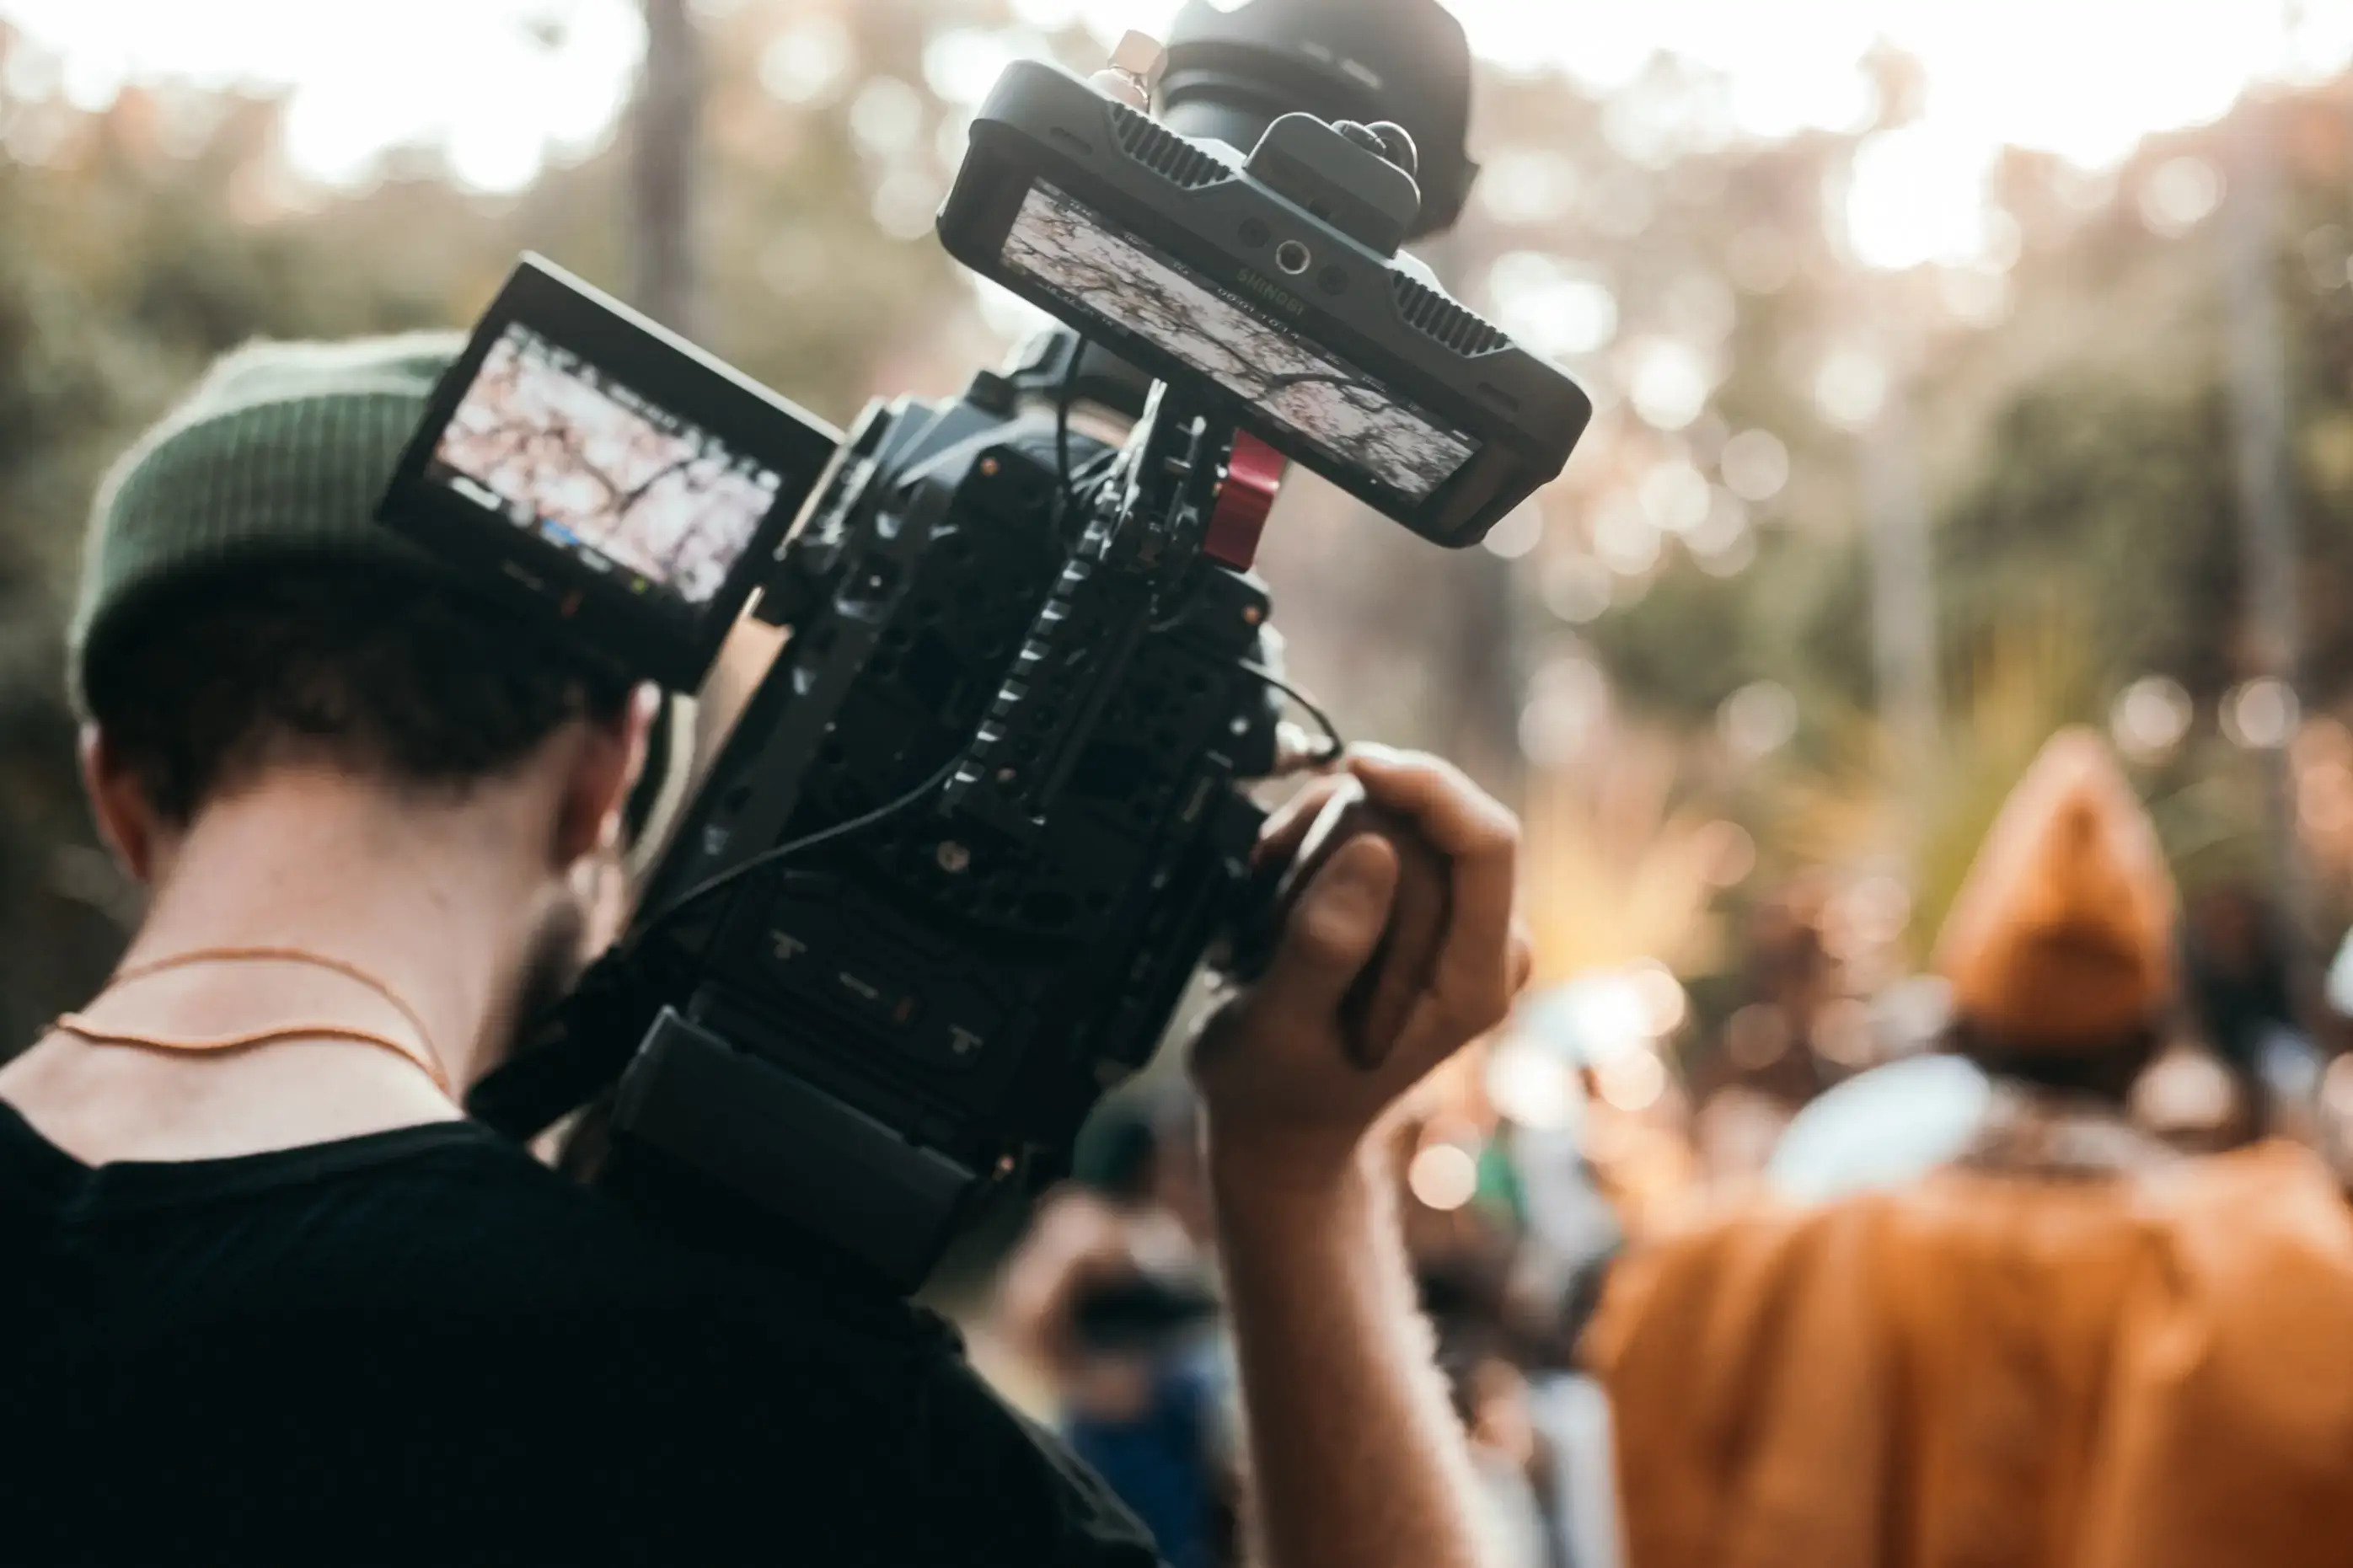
[553,683,662,870]
[79,724,163,885]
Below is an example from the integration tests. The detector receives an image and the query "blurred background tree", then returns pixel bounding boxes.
[6,0,2353,1083]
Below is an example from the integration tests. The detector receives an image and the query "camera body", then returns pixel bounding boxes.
[603,351,1288,1283]
[389,1,1590,1289]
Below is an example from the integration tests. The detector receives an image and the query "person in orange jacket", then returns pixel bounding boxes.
[1586,727,2353,1568]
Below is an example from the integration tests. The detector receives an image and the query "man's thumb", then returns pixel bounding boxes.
[1264,833,1400,1014]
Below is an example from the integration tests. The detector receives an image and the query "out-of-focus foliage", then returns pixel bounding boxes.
[0,0,1531,1043]
[1771,616,2099,955]
[1519,736,1741,986]
[8,3,2353,1046]
[0,2,1021,1043]
[1444,65,2353,976]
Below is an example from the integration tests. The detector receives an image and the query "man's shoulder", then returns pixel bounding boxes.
[144,1121,960,1370]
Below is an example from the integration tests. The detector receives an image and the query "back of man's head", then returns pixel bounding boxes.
[72,334,631,825]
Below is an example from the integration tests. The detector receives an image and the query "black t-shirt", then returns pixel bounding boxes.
[0,1100,1161,1566]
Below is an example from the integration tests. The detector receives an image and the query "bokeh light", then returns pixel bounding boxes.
[2223,677,2300,750]
[1595,1049,1667,1112]
[1627,959,1689,1036]
[1720,680,1799,760]
[1640,461,1713,536]
[10,0,2346,220]
[1407,1140,1480,1211]
[848,76,926,159]
[2139,156,2227,236]
[1482,501,1546,560]
[1815,348,1889,431]
[1592,494,1664,576]
[1718,429,1791,503]
[1542,554,1614,625]
[1809,996,1878,1069]
[761,16,854,107]
[1694,820,1759,886]
[1488,253,1620,361]
[1845,124,1997,270]
[1627,340,1715,431]
[1685,489,1752,570]
[2111,675,2195,762]
[1484,1036,1587,1132]
[1518,656,1610,768]
[0,0,646,191]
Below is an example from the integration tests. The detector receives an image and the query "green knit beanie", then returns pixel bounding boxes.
[68,332,465,717]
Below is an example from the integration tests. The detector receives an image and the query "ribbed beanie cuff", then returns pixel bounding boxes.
[68,332,466,716]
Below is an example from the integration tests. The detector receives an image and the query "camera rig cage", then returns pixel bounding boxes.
[396,0,1590,1290]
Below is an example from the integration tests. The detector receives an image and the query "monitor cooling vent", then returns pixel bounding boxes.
[1109,104,1229,190]
[1392,276,1510,357]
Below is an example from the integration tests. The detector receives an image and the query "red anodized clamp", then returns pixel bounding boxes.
[1203,431,1286,570]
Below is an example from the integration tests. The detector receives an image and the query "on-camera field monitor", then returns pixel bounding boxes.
[939,59,1591,548]
[382,257,843,692]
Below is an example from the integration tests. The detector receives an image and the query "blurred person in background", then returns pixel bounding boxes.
[2126,1027,2259,1154]
[1431,1309,1557,1568]
[1586,728,2353,1568]
[0,336,1536,1567]
[1498,1105,1626,1568]
[1409,1159,1557,1568]
[1692,886,1842,1117]
[2184,880,2324,1139]
[1680,884,1854,1198]
[1001,1092,1233,1568]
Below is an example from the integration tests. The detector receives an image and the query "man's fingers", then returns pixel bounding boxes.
[1256,833,1400,1019]
[1347,747,1518,1019]
[1380,927,1526,1090]
[1253,773,1354,871]
[1345,747,1517,859]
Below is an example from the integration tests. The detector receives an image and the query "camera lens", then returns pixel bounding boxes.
[1274,240,1311,276]
[1238,217,1271,248]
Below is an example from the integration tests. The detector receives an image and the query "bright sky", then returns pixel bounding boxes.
[6,0,2353,266]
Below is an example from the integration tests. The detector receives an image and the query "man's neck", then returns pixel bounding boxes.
[2,770,554,1163]
[127,773,548,1077]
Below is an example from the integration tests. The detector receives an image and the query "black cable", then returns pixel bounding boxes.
[635,754,964,942]
[1240,663,1346,765]
[1055,333,1085,524]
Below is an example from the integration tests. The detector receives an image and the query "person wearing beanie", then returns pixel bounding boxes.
[1585,729,2353,1568]
[0,333,1538,1568]
[1936,727,2177,1088]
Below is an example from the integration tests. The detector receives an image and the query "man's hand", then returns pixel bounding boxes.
[1190,745,1530,1568]
[1191,744,1531,1180]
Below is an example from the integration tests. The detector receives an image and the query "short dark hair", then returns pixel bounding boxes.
[83,559,633,824]
[1945,1017,2163,1105]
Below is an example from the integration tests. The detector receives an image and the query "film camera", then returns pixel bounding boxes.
[378,0,1590,1289]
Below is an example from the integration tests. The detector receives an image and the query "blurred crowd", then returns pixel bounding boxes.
[991,726,2353,1568]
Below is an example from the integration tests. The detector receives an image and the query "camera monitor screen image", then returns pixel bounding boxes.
[1000,180,1478,501]
[429,324,785,607]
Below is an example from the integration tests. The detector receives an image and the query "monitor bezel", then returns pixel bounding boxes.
[379,254,844,693]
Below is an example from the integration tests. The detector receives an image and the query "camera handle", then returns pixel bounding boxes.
[940,377,1246,839]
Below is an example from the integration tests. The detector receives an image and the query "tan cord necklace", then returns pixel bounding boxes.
[53,945,453,1100]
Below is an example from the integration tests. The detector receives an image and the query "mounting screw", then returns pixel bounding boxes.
[1089,30,1166,109]
[936,841,972,874]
